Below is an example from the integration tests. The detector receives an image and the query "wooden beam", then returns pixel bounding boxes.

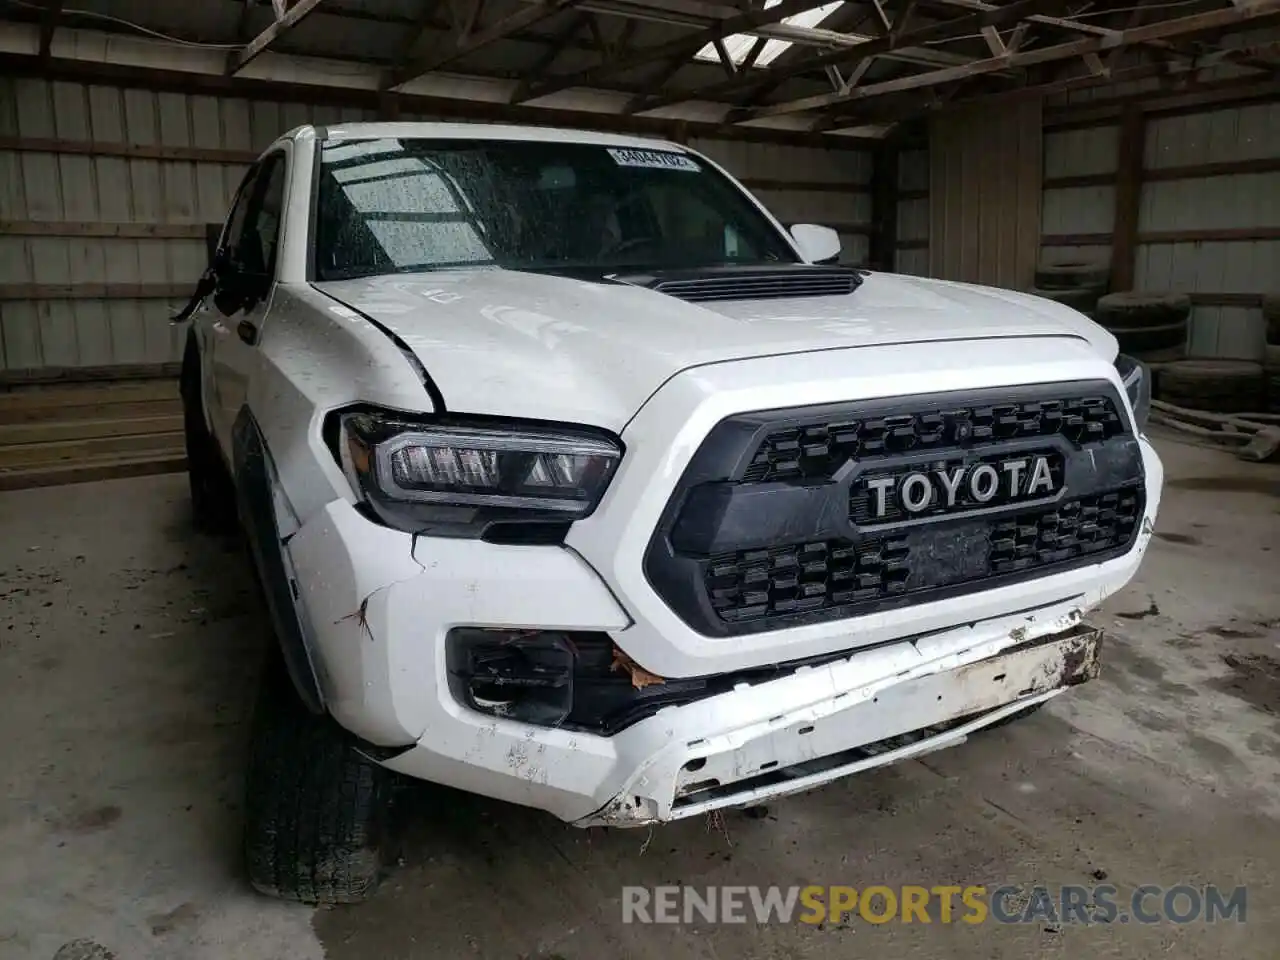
[922,0,1154,38]
[1045,75,1280,129]
[749,1,1280,119]
[980,25,1006,56]
[387,0,446,77]
[1041,227,1280,247]
[0,283,193,301]
[0,362,181,389]
[388,0,581,89]
[0,53,884,148]
[1082,51,1108,77]
[1040,232,1113,246]
[1188,293,1265,308]
[712,37,739,77]
[1144,227,1280,244]
[228,0,326,76]
[647,0,1072,116]
[737,177,871,193]
[1045,156,1280,190]
[889,0,920,42]
[842,49,1280,134]
[0,136,259,164]
[870,0,893,35]
[0,221,210,239]
[510,11,591,102]
[38,0,65,60]
[620,55,688,113]
[1043,172,1114,189]
[1110,104,1144,291]
[869,139,899,270]
[518,0,831,103]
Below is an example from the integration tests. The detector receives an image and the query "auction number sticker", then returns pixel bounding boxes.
[607,148,701,172]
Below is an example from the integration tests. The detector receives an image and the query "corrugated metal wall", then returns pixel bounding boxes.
[928,101,1042,290]
[1040,99,1280,359]
[1136,102,1280,359]
[1040,124,1117,270]
[0,78,379,375]
[0,77,874,376]
[690,137,874,266]
[895,147,929,276]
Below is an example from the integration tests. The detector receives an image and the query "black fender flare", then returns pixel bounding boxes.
[232,407,327,714]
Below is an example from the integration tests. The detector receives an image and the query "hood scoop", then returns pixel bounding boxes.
[616,264,864,303]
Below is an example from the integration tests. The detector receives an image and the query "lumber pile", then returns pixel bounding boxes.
[0,378,185,490]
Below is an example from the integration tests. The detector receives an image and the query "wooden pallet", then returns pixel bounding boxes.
[0,377,186,490]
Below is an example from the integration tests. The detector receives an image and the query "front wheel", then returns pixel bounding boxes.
[242,654,394,904]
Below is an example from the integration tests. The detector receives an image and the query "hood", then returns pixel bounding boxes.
[314,269,1114,431]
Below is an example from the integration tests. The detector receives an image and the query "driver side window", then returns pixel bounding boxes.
[233,152,287,277]
[214,152,287,316]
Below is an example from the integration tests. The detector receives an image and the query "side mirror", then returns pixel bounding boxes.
[212,262,271,316]
[790,224,842,264]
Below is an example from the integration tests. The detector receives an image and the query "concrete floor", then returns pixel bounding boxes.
[1,434,1277,960]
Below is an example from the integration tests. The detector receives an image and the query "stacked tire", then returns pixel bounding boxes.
[1157,360,1266,415]
[1266,295,1280,414]
[1030,261,1109,318]
[1095,291,1191,364]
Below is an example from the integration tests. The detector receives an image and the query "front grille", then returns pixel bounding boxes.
[643,381,1146,638]
[704,488,1144,624]
[745,395,1123,483]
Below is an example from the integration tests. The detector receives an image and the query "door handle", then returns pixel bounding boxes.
[237,320,259,345]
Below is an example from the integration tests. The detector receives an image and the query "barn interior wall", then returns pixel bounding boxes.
[0,77,874,376]
[894,83,1279,363]
[925,100,1043,291]
[1041,97,1279,361]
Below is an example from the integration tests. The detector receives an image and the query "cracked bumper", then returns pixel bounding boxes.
[285,495,1130,824]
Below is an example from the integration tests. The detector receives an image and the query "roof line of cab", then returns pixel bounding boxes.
[270,121,688,156]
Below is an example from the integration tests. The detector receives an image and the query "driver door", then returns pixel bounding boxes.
[207,150,287,453]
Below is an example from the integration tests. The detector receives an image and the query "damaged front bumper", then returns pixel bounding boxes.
[583,623,1101,826]
[285,493,1117,825]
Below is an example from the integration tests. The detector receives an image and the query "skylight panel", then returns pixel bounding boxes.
[694,0,845,68]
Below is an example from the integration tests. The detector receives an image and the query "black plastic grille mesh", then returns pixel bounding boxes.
[705,487,1143,624]
[744,396,1123,484]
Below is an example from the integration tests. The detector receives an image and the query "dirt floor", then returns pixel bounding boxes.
[1,432,1278,960]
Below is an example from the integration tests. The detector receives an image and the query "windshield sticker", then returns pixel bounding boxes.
[606,148,700,172]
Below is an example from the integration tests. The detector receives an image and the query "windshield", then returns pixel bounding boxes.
[313,137,800,281]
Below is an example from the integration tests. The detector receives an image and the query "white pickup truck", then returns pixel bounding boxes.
[178,121,1162,904]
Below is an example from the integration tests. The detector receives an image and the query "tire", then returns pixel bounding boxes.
[1113,320,1188,356]
[1264,295,1280,345]
[1034,261,1109,291]
[243,652,393,905]
[1096,291,1192,330]
[180,336,237,535]
[1030,285,1103,315]
[1131,344,1187,365]
[1156,359,1266,414]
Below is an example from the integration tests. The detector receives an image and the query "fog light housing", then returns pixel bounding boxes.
[446,628,575,727]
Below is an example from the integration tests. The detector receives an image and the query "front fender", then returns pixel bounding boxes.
[232,407,327,714]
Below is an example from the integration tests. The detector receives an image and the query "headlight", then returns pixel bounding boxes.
[1114,354,1150,432]
[338,412,622,538]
